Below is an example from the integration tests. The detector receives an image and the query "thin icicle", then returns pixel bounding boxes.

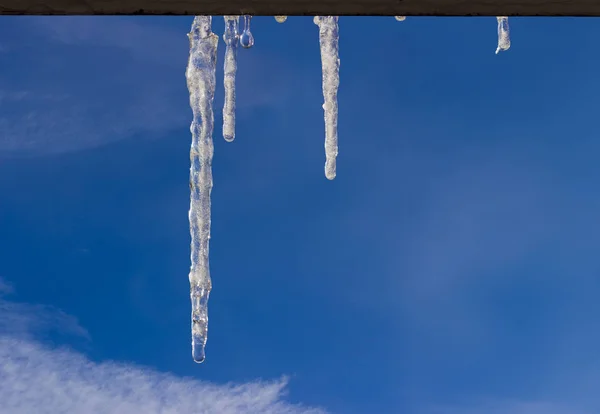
[314,16,340,180]
[275,16,287,23]
[186,16,218,364]
[496,16,510,54]
[223,16,239,142]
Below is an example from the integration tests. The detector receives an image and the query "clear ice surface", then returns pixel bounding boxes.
[223,16,239,142]
[314,16,340,180]
[240,15,255,48]
[496,16,511,54]
[186,15,218,364]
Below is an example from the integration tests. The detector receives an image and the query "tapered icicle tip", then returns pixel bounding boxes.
[191,285,211,364]
[325,163,336,180]
[192,344,206,363]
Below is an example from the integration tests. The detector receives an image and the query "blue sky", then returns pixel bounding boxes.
[1,15,600,414]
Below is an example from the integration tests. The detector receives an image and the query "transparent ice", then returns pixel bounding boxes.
[314,16,340,180]
[496,16,511,54]
[223,16,239,142]
[186,15,218,364]
[240,15,255,48]
[182,14,516,363]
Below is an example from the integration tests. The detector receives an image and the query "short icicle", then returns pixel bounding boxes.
[186,16,218,364]
[240,15,255,49]
[275,16,287,23]
[314,16,340,180]
[496,16,511,54]
[223,16,239,142]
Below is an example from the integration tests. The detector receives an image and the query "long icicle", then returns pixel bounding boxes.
[314,16,340,180]
[186,16,218,364]
[223,16,239,142]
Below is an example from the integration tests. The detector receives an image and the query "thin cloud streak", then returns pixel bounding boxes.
[0,17,189,156]
[0,17,305,157]
[324,139,600,413]
[29,16,188,66]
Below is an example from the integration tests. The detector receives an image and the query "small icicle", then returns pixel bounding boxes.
[274,16,287,23]
[186,15,218,364]
[496,16,510,54]
[314,16,340,180]
[223,16,239,142]
[240,15,255,49]
[394,16,406,21]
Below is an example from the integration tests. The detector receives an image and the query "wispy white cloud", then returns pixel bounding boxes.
[29,16,188,66]
[0,91,186,155]
[0,283,90,341]
[319,139,600,413]
[0,278,326,414]
[339,140,600,321]
[0,17,303,157]
[0,17,189,156]
[0,301,90,342]
[0,278,13,295]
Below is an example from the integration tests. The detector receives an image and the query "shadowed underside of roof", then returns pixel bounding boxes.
[0,0,600,16]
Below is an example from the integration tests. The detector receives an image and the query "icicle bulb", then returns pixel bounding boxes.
[275,16,287,23]
[240,15,255,48]
[395,16,406,21]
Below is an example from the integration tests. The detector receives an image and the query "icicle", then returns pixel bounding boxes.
[314,16,340,180]
[240,15,255,49]
[394,16,406,21]
[186,16,218,364]
[223,16,239,142]
[496,16,510,54]
[274,16,287,23]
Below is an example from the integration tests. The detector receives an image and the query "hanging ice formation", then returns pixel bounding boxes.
[240,15,255,48]
[496,16,510,54]
[186,15,218,364]
[185,15,513,363]
[314,16,340,180]
[223,16,239,142]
